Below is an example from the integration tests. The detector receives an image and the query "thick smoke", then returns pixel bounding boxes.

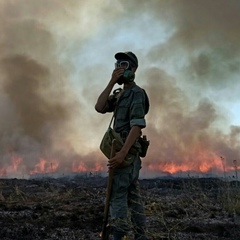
[143,67,240,174]
[137,0,240,174]
[0,1,88,175]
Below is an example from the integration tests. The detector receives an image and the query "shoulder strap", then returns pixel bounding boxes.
[109,114,114,128]
[108,88,123,128]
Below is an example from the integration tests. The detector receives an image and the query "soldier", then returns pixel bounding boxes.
[95,51,149,240]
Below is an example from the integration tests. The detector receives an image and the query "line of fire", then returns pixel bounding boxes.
[0,151,239,180]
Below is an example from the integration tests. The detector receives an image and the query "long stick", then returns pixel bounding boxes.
[101,139,116,240]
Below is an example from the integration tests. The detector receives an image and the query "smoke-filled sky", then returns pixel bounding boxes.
[0,0,240,177]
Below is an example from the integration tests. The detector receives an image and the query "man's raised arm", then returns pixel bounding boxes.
[95,68,124,113]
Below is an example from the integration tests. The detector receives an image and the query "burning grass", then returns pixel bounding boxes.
[0,176,240,240]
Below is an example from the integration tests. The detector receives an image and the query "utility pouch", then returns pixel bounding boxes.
[138,135,150,158]
[100,126,139,167]
[100,127,123,159]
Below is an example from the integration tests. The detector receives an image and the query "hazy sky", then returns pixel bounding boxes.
[0,0,240,177]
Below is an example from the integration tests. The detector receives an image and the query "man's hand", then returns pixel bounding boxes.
[107,150,127,169]
[110,68,124,84]
[95,68,124,112]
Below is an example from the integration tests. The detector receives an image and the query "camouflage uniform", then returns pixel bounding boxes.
[106,82,149,240]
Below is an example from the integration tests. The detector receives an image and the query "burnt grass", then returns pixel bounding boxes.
[0,175,240,240]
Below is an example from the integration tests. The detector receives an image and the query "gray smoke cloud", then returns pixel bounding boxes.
[0,0,239,177]
[137,0,240,174]
[0,1,87,176]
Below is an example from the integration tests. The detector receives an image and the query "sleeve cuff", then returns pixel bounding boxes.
[130,118,146,128]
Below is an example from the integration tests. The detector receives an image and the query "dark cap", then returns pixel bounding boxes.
[115,51,138,67]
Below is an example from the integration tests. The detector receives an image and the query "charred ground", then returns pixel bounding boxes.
[0,175,240,240]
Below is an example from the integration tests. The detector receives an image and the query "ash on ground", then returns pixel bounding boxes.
[0,175,240,240]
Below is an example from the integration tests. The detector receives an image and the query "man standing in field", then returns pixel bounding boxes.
[95,51,149,240]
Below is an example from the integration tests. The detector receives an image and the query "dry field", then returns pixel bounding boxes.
[0,175,240,240]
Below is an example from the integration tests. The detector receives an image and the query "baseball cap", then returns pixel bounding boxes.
[115,51,138,67]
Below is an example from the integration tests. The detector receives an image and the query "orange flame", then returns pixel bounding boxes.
[0,148,239,178]
[12,155,23,171]
[29,158,59,175]
[147,150,225,174]
[72,161,104,173]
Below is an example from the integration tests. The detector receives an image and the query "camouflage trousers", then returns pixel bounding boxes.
[110,156,147,240]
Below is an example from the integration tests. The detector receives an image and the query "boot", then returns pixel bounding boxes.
[113,230,126,240]
[134,227,147,240]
